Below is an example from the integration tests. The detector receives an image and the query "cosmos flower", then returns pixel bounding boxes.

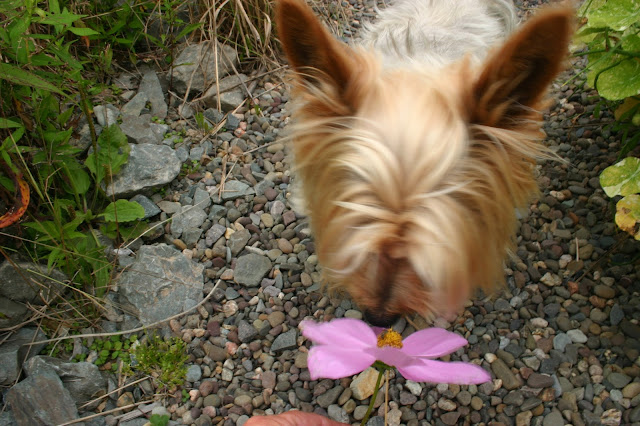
[300,318,490,384]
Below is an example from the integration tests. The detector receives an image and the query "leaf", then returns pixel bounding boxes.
[0,118,22,129]
[85,125,130,185]
[176,22,203,41]
[68,27,100,36]
[583,0,640,31]
[40,11,87,27]
[0,63,64,95]
[587,52,640,101]
[0,173,30,228]
[616,194,640,240]
[614,97,640,121]
[600,157,640,197]
[101,199,145,222]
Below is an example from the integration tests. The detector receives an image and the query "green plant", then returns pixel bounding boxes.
[600,157,640,240]
[131,334,189,392]
[0,2,148,330]
[149,414,170,426]
[575,0,640,154]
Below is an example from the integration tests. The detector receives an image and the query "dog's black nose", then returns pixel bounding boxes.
[363,310,401,328]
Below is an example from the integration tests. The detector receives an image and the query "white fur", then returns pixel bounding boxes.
[359,0,518,67]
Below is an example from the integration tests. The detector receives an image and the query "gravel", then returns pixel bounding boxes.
[14,0,640,425]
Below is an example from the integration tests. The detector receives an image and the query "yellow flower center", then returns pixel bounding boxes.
[377,328,403,349]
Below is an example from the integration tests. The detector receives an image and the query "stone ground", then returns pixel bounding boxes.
[2,0,640,425]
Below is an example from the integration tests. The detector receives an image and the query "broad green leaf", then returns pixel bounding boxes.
[583,0,640,31]
[68,27,100,36]
[0,118,22,129]
[0,63,64,95]
[85,125,130,184]
[101,199,145,222]
[23,220,61,242]
[600,157,640,197]
[616,194,640,240]
[39,12,86,27]
[587,52,640,100]
[64,164,91,196]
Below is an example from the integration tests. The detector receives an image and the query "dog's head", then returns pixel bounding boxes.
[276,0,574,326]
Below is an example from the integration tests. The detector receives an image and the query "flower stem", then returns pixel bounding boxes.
[360,366,386,426]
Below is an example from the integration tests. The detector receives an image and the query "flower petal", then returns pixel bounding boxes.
[397,358,491,384]
[307,345,376,380]
[300,318,377,349]
[401,328,468,357]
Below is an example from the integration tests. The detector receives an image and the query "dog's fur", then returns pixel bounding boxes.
[276,0,573,326]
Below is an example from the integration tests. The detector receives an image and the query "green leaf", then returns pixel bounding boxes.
[600,157,640,197]
[0,118,22,129]
[64,163,91,195]
[176,22,203,41]
[68,27,100,36]
[616,194,640,240]
[40,11,86,27]
[583,0,640,31]
[587,52,640,101]
[84,125,130,185]
[0,63,64,95]
[101,199,145,222]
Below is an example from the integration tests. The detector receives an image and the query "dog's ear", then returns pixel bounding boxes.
[472,7,574,127]
[276,0,355,94]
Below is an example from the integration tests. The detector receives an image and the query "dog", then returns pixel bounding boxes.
[276,0,573,326]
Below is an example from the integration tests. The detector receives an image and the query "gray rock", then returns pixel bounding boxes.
[317,386,343,408]
[567,329,588,343]
[206,224,226,247]
[104,144,181,198]
[270,329,298,352]
[228,229,250,256]
[0,412,15,426]
[610,304,624,326]
[203,74,249,112]
[327,404,349,423]
[216,180,253,201]
[94,104,120,127]
[0,328,47,385]
[121,92,148,117]
[607,372,631,389]
[0,259,67,328]
[186,365,202,383]
[171,41,239,95]
[543,410,564,426]
[117,244,204,325]
[234,254,272,287]
[238,321,258,343]
[193,187,212,209]
[119,115,169,145]
[553,333,572,352]
[170,206,207,237]
[138,69,167,119]
[0,298,28,329]
[491,358,520,390]
[225,287,240,300]
[130,194,161,219]
[24,356,106,406]
[6,362,80,425]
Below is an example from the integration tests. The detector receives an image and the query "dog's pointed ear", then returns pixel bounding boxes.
[472,7,574,127]
[276,0,355,94]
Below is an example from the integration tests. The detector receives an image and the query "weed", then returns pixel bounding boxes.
[130,334,189,392]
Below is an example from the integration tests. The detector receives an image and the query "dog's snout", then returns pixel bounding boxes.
[363,310,401,328]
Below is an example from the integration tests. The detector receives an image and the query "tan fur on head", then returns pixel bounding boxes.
[276,0,574,324]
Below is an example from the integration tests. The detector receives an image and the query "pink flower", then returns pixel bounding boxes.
[300,318,491,384]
